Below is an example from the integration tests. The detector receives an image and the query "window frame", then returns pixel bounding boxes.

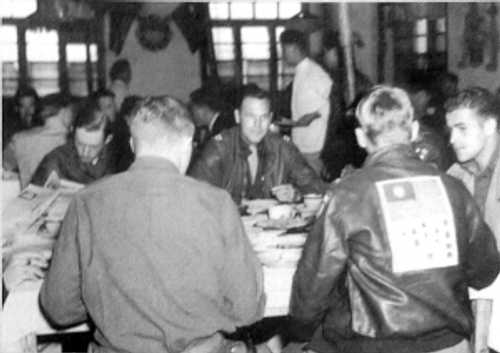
[1,16,106,97]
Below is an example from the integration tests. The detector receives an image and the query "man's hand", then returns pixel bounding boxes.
[3,252,50,291]
[271,184,298,203]
[295,111,321,127]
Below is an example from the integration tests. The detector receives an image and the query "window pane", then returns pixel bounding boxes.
[217,61,236,80]
[230,2,253,19]
[243,60,269,76]
[279,2,301,19]
[414,36,427,54]
[28,63,59,95]
[89,44,98,62]
[214,44,235,60]
[66,43,87,62]
[212,27,233,43]
[242,44,269,59]
[436,34,446,52]
[255,2,277,19]
[209,2,229,20]
[0,25,18,61]
[244,76,270,90]
[241,26,269,43]
[414,19,427,35]
[26,28,59,61]
[436,17,446,33]
[1,0,37,18]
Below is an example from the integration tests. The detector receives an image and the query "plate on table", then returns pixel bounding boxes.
[255,217,309,230]
[242,199,278,215]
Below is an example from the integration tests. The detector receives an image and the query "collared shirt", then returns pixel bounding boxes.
[3,124,68,188]
[39,156,264,353]
[31,140,116,186]
[291,57,332,153]
[473,139,500,213]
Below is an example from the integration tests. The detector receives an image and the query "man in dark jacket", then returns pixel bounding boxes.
[189,84,325,204]
[290,85,500,353]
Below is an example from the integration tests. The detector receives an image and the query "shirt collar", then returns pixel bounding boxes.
[129,156,180,174]
[295,57,310,73]
[363,144,417,168]
[208,112,220,132]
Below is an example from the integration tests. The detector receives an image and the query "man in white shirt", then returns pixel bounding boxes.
[280,29,332,175]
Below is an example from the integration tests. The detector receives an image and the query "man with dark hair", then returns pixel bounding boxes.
[92,88,117,123]
[31,102,116,185]
[40,95,264,353]
[290,85,500,353]
[3,93,74,188]
[109,58,131,111]
[3,85,41,148]
[446,87,500,353]
[280,29,332,175]
[189,84,325,204]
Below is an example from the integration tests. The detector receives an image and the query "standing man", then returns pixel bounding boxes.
[40,96,264,353]
[280,29,332,175]
[290,86,500,353]
[446,87,500,353]
[109,58,131,112]
[189,84,325,204]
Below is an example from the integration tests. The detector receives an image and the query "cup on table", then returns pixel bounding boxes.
[303,193,323,211]
[268,204,295,220]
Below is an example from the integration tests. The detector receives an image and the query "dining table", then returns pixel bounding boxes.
[1,189,323,352]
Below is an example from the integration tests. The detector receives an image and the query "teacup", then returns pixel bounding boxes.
[268,204,295,220]
[303,193,323,211]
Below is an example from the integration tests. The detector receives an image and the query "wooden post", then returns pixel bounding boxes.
[338,2,356,103]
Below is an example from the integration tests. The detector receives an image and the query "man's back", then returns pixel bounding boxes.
[291,145,500,353]
[40,157,264,353]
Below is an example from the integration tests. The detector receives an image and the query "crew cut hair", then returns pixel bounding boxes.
[74,101,111,136]
[355,85,414,144]
[444,87,500,124]
[279,29,307,53]
[127,96,194,139]
[237,84,271,108]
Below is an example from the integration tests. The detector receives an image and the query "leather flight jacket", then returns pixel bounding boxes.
[290,144,500,342]
[189,127,326,204]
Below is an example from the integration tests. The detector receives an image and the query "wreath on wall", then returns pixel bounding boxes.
[136,14,172,51]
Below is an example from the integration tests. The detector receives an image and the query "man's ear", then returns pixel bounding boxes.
[234,109,240,124]
[484,117,498,136]
[410,120,420,142]
[355,127,367,149]
[105,134,114,145]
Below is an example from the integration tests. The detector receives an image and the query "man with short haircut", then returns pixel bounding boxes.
[40,96,264,353]
[93,88,117,123]
[31,103,116,185]
[290,86,500,353]
[280,29,332,174]
[189,85,325,204]
[3,94,74,188]
[446,87,500,353]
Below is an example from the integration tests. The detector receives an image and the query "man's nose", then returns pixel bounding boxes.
[449,130,456,145]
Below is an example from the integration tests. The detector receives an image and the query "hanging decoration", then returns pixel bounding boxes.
[136,14,172,52]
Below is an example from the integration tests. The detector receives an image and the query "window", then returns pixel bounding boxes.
[208,1,302,99]
[26,28,60,96]
[1,25,19,96]
[0,0,36,18]
[66,43,98,96]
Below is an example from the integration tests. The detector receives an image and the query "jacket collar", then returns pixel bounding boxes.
[363,144,418,168]
[236,130,276,176]
[129,156,180,174]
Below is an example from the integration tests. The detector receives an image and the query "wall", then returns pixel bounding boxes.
[448,3,500,92]
[105,3,201,101]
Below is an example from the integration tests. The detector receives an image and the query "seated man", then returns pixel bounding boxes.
[3,93,74,189]
[290,86,500,353]
[189,85,325,204]
[40,96,264,353]
[31,102,116,185]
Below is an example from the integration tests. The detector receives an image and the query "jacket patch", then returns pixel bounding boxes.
[375,176,458,273]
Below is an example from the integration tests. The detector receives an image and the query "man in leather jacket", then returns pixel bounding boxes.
[189,84,325,204]
[290,86,500,353]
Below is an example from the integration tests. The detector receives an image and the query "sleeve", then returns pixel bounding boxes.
[2,138,18,171]
[290,194,348,326]
[285,140,327,194]
[188,140,225,189]
[39,196,87,327]
[219,192,265,326]
[31,154,61,186]
[462,188,500,290]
